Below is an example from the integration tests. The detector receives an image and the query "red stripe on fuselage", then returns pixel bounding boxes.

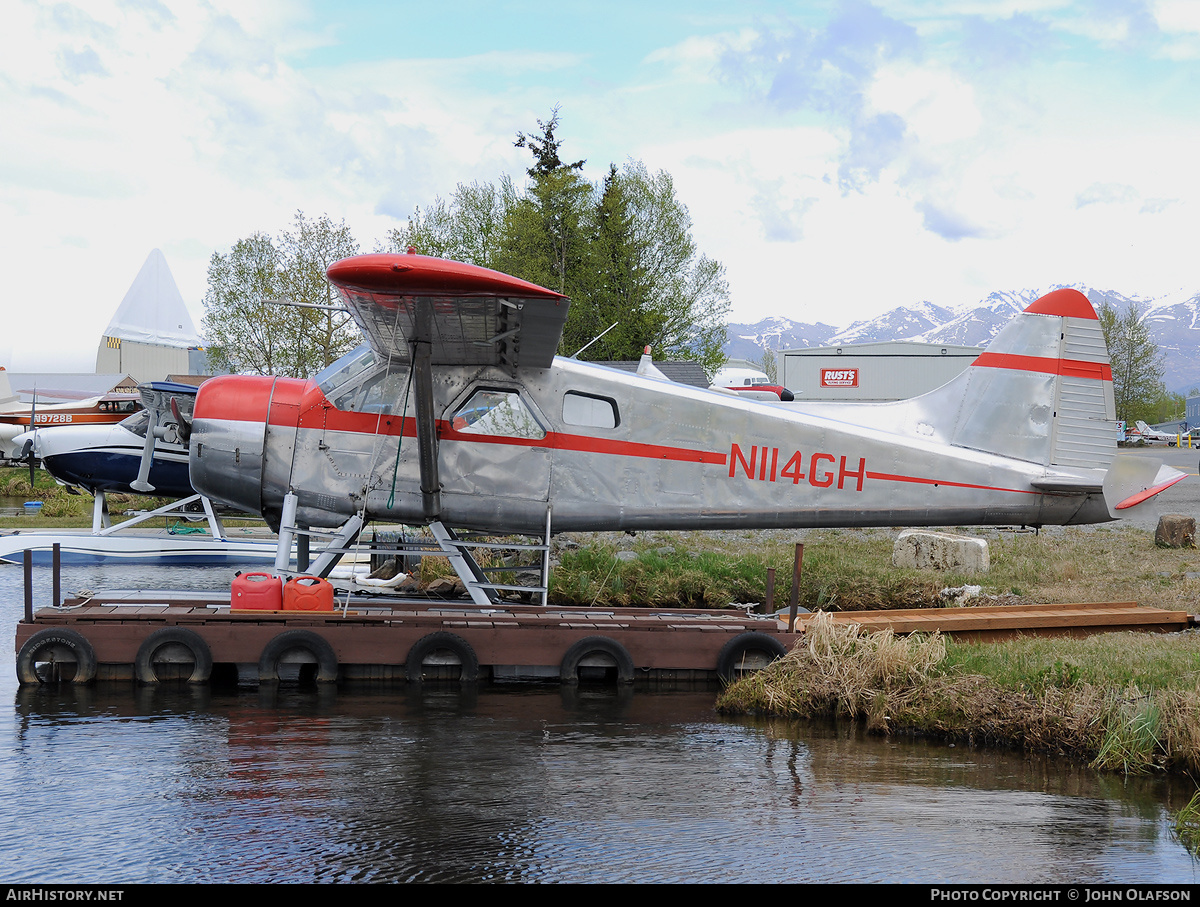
[864,471,1042,496]
[971,352,1112,381]
[221,381,1046,499]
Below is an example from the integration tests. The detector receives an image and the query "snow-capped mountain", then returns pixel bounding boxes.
[723,316,839,363]
[827,301,958,346]
[726,286,1200,393]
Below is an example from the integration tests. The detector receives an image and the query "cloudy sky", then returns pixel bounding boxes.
[4,0,1200,371]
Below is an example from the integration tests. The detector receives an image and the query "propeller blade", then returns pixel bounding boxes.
[170,396,192,444]
[20,438,34,487]
[129,408,158,493]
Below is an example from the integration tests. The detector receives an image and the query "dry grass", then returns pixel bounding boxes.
[718,614,1200,776]
[982,525,1200,611]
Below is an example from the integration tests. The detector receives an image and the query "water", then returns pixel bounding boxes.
[0,565,1197,883]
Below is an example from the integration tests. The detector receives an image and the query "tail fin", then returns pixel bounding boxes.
[936,288,1116,469]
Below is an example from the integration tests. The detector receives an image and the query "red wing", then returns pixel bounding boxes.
[327,253,570,370]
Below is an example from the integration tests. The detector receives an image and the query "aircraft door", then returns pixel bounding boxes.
[438,386,552,527]
[261,380,303,528]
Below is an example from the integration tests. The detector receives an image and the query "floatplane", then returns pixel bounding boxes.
[0,382,283,566]
[0,368,141,461]
[164,251,1183,606]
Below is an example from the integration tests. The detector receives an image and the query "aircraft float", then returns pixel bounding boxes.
[166,252,1183,605]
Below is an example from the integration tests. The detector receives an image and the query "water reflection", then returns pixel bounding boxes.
[0,566,1197,883]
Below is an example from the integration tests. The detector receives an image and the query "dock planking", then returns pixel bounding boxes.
[792,601,1195,641]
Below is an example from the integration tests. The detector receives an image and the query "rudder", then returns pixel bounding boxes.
[939,288,1116,470]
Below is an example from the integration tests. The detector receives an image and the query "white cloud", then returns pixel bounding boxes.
[1153,0,1200,34]
[869,64,981,146]
[5,0,1200,371]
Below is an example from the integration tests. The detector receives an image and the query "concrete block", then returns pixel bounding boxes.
[1155,514,1196,548]
[892,530,990,575]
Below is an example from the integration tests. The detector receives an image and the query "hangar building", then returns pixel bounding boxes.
[95,249,207,383]
[781,341,982,403]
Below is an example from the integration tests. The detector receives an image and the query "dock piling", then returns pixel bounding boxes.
[23,549,31,624]
[788,544,804,632]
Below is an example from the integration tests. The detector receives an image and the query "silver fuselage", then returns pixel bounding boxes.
[189,355,1110,534]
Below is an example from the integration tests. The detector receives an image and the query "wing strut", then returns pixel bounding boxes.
[412,299,441,521]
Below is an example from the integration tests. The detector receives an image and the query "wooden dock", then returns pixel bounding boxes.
[15,591,801,685]
[12,537,1195,687]
[14,593,1196,687]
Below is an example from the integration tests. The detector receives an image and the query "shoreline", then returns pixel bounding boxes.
[717,612,1200,780]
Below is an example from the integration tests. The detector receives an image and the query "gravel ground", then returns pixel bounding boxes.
[1109,445,1200,531]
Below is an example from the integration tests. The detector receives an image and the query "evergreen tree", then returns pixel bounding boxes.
[388,111,730,372]
[1099,300,1167,424]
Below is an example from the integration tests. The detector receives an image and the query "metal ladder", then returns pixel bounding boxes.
[271,492,552,606]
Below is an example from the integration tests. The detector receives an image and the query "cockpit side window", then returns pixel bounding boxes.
[450,389,545,440]
[562,391,619,429]
[332,365,408,414]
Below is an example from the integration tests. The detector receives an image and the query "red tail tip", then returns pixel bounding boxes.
[1025,288,1096,319]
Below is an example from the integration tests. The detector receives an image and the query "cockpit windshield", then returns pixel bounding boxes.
[120,409,151,439]
[315,344,376,397]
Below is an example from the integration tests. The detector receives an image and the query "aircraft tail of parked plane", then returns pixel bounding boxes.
[185,255,1185,598]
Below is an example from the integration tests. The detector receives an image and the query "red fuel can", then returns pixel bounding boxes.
[231,572,283,610]
[283,575,335,612]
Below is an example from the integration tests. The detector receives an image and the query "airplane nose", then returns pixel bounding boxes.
[189,375,277,516]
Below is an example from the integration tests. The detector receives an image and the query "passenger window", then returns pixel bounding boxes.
[451,390,545,439]
[562,391,618,429]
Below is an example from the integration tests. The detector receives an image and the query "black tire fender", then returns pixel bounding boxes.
[134,628,213,684]
[405,632,479,683]
[258,630,338,683]
[559,635,635,685]
[16,628,97,685]
[716,632,788,683]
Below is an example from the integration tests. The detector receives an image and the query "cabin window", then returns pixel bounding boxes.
[451,390,545,440]
[562,391,618,429]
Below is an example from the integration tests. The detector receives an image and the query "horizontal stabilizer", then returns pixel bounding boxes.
[1030,474,1103,494]
[1102,457,1187,517]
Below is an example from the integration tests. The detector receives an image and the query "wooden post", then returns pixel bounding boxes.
[52,543,60,608]
[764,567,776,615]
[788,543,804,632]
[23,548,32,623]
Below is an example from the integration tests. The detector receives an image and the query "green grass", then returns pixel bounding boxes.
[549,524,1200,613]
[0,467,262,531]
[549,530,947,609]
